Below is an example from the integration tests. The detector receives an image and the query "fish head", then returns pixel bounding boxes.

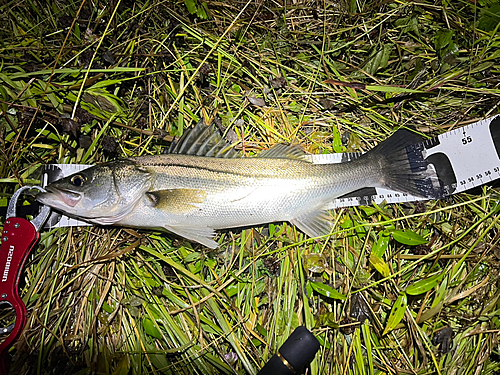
[37,160,153,224]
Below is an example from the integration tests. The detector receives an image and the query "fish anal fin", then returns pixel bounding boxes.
[259,144,310,161]
[165,225,218,248]
[146,189,207,213]
[291,210,333,239]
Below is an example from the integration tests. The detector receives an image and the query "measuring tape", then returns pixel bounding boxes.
[42,115,500,228]
[308,115,500,208]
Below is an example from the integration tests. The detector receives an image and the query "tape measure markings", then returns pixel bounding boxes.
[423,116,500,195]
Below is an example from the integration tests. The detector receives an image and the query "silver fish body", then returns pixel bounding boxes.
[37,124,442,248]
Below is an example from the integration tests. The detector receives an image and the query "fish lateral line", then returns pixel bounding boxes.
[36,124,445,248]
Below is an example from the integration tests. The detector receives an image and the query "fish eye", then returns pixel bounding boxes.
[70,175,85,187]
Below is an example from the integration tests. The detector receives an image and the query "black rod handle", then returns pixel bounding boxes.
[258,326,320,375]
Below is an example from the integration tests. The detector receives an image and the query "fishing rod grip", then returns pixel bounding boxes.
[258,326,320,375]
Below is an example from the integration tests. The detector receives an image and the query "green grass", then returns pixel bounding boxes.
[1,0,500,374]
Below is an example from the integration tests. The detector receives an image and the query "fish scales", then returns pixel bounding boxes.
[37,122,444,248]
[131,154,381,226]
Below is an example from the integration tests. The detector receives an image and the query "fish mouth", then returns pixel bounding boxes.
[37,186,82,208]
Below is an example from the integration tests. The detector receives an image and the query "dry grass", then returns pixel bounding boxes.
[1,0,500,374]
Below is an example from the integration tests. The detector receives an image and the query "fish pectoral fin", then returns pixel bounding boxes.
[164,224,219,249]
[146,189,207,213]
[291,210,333,239]
[258,144,309,161]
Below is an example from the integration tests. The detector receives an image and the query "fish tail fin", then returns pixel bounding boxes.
[362,129,444,199]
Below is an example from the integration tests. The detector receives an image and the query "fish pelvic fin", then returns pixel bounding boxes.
[291,210,333,239]
[362,129,444,199]
[164,224,218,248]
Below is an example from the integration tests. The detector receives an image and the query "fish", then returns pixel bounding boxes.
[37,121,443,248]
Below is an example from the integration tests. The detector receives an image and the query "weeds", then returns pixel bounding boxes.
[1,0,500,374]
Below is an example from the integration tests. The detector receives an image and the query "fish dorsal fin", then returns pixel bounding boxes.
[168,120,240,158]
[258,143,309,161]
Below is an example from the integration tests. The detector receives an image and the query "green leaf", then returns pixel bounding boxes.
[353,219,368,239]
[231,83,241,93]
[225,284,238,298]
[331,125,346,153]
[143,318,162,339]
[469,61,495,74]
[309,281,346,300]
[478,4,500,32]
[395,16,419,35]
[353,328,364,373]
[196,2,209,19]
[406,273,444,295]
[372,233,390,258]
[0,72,22,90]
[383,292,407,335]
[184,0,197,14]
[184,252,200,263]
[365,85,425,94]
[0,84,9,102]
[102,301,114,314]
[90,79,124,89]
[407,16,419,35]
[340,217,353,228]
[74,23,81,41]
[391,230,427,245]
[434,29,453,51]
[317,312,339,328]
[288,101,303,113]
[359,206,377,216]
[306,280,313,297]
[111,356,130,375]
[364,44,392,76]
[145,342,172,372]
[369,253,390,277]
[46,92,61,111]
[361,322,374,375]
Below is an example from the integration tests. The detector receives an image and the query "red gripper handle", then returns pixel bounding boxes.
[0,217,40,375]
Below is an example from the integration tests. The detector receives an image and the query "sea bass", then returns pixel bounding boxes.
[37,122,442,248]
